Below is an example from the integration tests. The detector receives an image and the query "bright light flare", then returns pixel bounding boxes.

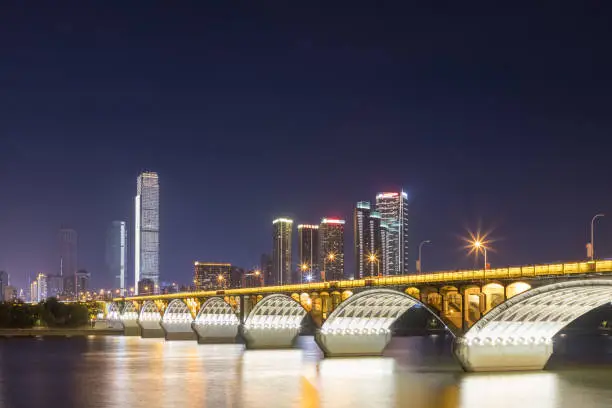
[462,230,493,257]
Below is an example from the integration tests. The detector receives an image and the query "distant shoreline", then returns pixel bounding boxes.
[0,328,124,337]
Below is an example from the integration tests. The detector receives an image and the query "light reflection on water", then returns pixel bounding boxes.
[0,335,611,408]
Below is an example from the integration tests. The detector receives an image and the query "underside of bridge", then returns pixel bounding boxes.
[242,294,306,349]
[138,300,164,338]
[315,289,450,357]
[192,298,240,343]
[161,299,197,340]
[454,279,612,372]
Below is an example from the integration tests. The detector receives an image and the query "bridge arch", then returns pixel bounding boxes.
[455,279,612,371]
[316,288,453,357]
[139,300,162,322]
[121,301,139,320]
[242,294,307,349]
[192,297,240,343]
[162,299,193,323]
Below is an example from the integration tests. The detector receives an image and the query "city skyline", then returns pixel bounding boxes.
[1,4,611,291]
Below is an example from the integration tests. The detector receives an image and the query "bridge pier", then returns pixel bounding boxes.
[122,320,141,336]
[138,320,165,338]
[453,337,553,372]
[192,322,240,344]
[161,321,197,341]
[315,328,392,357]
[242,326,301,349]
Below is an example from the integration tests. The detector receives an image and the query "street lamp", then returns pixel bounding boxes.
[472,240,487,269]
[367,253,380,277]
[590,213,605,261]
[417,240,431,273]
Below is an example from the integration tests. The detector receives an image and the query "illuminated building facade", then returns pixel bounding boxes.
[319,218,345,281]
[297,224,319,282]
[135,171,159,293]
[30,273,47,302]
[375,191,409,274]
[194,262,231,290]
[106,221,127,296]
[272,218,293,285]
[354,202,384,279]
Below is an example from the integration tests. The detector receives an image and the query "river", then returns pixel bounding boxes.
[1,334,611,407]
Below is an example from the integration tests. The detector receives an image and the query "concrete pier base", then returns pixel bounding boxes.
[242,327,300,349]
[122,321,141,336]
[139,321,165,339]
[453,337,553,372]
[193,324,240,344]
[315,330,392,357]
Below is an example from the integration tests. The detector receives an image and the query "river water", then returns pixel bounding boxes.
[1,334,611,408]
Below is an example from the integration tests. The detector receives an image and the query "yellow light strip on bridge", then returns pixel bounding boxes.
[114,260,612,302]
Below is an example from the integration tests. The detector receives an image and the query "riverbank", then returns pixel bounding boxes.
[0,327,124,337]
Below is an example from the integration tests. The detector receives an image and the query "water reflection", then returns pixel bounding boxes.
[459,372,558,408]
[1,336,612,407]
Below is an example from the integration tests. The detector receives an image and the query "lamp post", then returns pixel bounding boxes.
[590,214,605,261]
[368,253,380,278]
[473,240,487,269]
[417,240,431,273]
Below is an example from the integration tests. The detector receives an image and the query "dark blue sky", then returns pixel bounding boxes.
[1,3,611,289]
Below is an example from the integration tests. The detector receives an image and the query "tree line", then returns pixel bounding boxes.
[0,298,102,328]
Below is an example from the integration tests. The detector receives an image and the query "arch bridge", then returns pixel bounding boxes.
[107,260,612,372]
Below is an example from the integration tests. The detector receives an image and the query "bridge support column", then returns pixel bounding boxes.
[453,337,553,372]
[314,329,392,357]
[193,323,240,344]
[122,320,141,336]
[138,320,165,338]
[161,322,197,341]
[242,326,300,349]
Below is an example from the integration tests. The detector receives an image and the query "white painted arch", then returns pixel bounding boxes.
[121,301,139,321]
[162,299,193,324]
[195,297,239,326]
[139,300,162,322]
[455,279,612,371]
[244,294,306,330]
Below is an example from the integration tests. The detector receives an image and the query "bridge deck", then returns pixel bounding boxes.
[115,260,612,302]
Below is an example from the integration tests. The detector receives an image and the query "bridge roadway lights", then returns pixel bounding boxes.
[242,325,301,349]
[453,337,554,372]
[314,328,393,357]
[138,319,165,339]
[160,321,197,341]
[192,322,240,344]
[121,319,141,336]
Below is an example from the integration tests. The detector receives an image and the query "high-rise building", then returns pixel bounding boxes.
[3,286,16,302]
[375,191,409,275]
[230,266,244,289]
[260,253,273,285]
[319,218,345,281]
[76,269,90,294]
[0,271,8,302]
[106,221,127,295]
[47,274,63,298]
[193,262,231,290]
[354,202,385,279]
[59,228,78,276]
[135,171,160,293]
[272,218,293,285]
[297,224,319,282]
[30,273,47,302]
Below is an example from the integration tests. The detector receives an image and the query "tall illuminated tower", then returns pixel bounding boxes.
[297,224,319,282]
[135,171,159,293]
[319,218,345,281]
[272,218,293,286]
[106,221,127,295]
[354,202,384,279]
[375,191,408,275]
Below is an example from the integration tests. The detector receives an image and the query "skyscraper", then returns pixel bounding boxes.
[0,271,8,302]
[135,171,159,294]
[260,253,273,285]
[354,202,384,279]
[106,221,127,295]
[375,191,409,275]
[297,224,319,282]
[272,218,293,285]
[59,228,78,277]
[319,218,345,281]
[193,262,231,290]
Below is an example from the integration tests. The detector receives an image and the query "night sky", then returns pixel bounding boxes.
[1,3,611,289]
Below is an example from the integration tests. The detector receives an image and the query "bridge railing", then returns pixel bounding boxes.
[115,260,612,302]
